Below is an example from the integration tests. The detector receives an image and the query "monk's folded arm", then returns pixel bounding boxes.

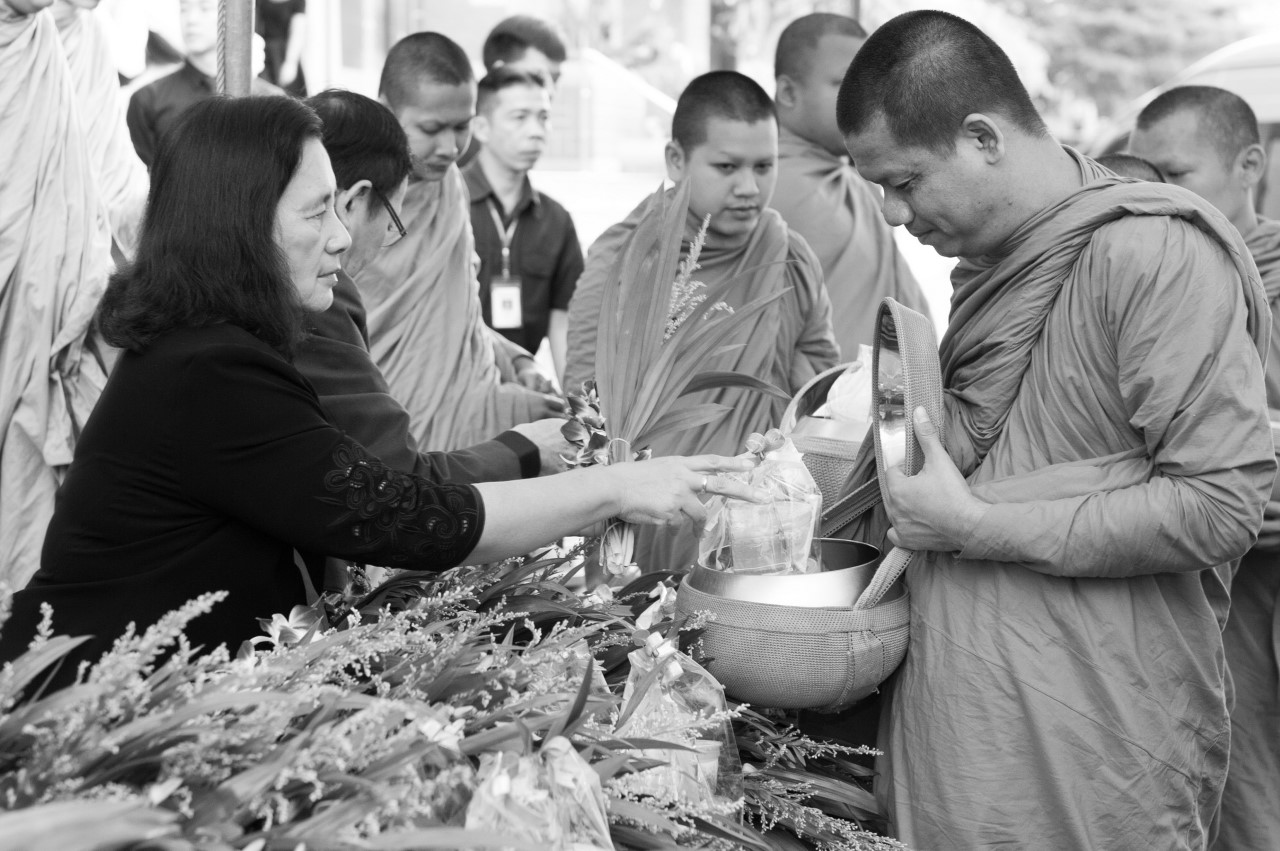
[958,216,1274,577]
[787,238,841,387]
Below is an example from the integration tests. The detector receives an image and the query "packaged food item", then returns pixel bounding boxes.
[613,634,742,809]
[698,430,822,575]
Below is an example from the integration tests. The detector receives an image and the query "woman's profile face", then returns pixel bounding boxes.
[275,138,351,312]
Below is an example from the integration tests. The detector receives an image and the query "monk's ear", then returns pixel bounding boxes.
[664,140,687,183]
[1237,143,1267,191]
[775,75,798,110]
[959,113,1005,164]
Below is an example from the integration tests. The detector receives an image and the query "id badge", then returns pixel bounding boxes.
[490,274,523,329]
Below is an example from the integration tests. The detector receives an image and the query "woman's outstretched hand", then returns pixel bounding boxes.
[883,407,988,552]
[612,454,764,538]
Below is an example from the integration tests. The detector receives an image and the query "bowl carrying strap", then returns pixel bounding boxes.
[852,298,945,611]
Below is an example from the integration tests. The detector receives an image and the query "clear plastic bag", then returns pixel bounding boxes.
[465,740,616,851]
[698,430,823,575]
[613,633,742,809]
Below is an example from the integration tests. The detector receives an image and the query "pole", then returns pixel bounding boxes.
[216,0,256,97]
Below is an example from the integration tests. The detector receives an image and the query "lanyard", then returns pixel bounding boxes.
[487,199,519,278]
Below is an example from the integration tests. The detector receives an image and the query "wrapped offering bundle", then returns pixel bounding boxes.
[697,430,822,575]
[614,633,742,808]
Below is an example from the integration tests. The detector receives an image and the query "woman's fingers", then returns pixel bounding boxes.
[680,498,708,536]
[702,474,766,503]
[684,453,758,474]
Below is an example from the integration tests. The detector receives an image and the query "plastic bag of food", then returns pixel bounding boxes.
[613,633,742,808]
[697,429,822,575]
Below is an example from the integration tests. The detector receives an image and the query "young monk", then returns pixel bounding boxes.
[771,12,932,354]
[0,0,112,589]
[357,32,564,452]
[1130,85,1280,851]
[838,12,1273,850]
[565,70,839,572]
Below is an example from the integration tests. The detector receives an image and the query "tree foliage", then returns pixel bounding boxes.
[988,0,1258,118]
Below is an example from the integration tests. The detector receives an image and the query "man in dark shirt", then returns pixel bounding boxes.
[126,0,279,168]
[464,68,583,386]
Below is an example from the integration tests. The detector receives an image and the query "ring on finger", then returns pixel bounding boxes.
[699,475,709,495]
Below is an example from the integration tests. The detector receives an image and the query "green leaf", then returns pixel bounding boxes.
[633,403,734,449]
[678,371,792,402]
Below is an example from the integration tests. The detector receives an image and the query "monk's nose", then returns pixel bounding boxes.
[881,192,912,228]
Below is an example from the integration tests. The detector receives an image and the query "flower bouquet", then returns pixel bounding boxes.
[0,557,906,851]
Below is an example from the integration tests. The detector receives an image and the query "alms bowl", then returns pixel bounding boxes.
[686,539,881,609]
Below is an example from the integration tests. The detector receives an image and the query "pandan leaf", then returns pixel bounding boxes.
[678,371,791,401]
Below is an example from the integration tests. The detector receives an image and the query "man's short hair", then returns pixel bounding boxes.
[774,13,867,81]
[672,71,776,151]
[836,10,1048,154]
[1096,153,1165,183]
[1136,85,1261,164]
[379,32,474,110]
[307,89,412,198]
[476,67,548,115]
[482,15,567,69]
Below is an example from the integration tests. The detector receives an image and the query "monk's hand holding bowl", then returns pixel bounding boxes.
[883,407,989,552]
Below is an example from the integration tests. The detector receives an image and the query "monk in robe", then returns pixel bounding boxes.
[0,0,112,589]
[356,32,563,453]
[1130,85,1280,851]
[52,0,147,260]
[297,88,569,484]
[565,71,839,573]
[770,12,932,354]
[837,12,1274,850]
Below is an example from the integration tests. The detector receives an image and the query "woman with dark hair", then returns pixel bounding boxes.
[0,96,757,685]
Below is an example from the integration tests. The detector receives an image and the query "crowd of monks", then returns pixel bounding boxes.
[1,2,1279,850]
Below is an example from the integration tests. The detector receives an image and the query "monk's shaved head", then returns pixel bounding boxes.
[379,32,474,111]
[775,13,867,81]
[1136,86,1260,165]
[1096,153,1164,182]
[836,10,1047,153]
[672,71,775,152]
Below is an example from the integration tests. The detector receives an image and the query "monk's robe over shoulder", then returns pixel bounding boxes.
[770,127,933,354]
[0,7,111,589]
[53,2,147,259]
[565,193,839,571]
[1214,215,1280,851]
[876,151,1273,851]
[355,165,553,452]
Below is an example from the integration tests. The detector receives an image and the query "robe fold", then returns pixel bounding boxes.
[356,166,552,452]
[869,150,1274,850]
[1213,216,1280,851]
[0,8,111,589]
[771,127,933,354]
[53,1,147,259]
[565,193,839,572]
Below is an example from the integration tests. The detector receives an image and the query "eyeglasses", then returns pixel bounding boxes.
[375,188,407,247]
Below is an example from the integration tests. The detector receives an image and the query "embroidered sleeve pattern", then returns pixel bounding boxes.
[322,441,483,567]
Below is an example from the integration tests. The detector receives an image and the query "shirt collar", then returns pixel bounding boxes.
[463,157,540,220]
[178,59,215,94]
